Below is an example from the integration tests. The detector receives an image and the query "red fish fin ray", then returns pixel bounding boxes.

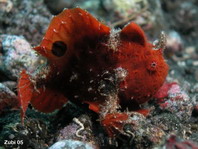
[31,87,68,113]
[135,109,150,116]
[17,70,34,124]
[120,22,147,46]
[101,113,129,137]
[34,46,50,58]
[84,101,102,113]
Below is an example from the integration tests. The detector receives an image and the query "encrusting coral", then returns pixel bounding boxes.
[17,8,168,138]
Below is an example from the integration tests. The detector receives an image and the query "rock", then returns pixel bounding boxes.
[0,35,39,80]
[150,113,182,135]
[165,135,198,149]
[44,0,100,15]
[0,0,51,45]
[161,0,198,47]
[2,118,51,149]
[49,140,96,149]
[166,31,183,57]
[0,0,13,13]
[195,70,198,82]
[154,82,193,120]
[44,0,153,30]
[1,81,17,91]
[102,0,148,20]
[185,46,195,55]
[56,114,99,148]
[0,83,18,114]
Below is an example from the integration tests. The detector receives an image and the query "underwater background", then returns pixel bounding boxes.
[0,0,198,149]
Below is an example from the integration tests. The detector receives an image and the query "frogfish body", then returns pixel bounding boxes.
[18,8,168,137]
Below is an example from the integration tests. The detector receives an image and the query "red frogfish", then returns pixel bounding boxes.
[17,8,168,137]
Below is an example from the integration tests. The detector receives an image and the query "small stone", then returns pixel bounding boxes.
[154,82,193,120]
[0,83,18,113]
[192,61,198,66]
[8,134,15,139]
[56,115,95,143]
[165,135,198,149]
[166,31,183,53]
[195,70,198,81]
[0,0,13,13]
[0,35,40,80]
[190,84,198,94]
[185,46,195,55]
[1,81,16,91]
[0,0,51,45]
[49,140,96,149]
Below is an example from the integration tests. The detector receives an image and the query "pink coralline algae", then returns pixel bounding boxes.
[154,82,193,119]
[166,135,198,149]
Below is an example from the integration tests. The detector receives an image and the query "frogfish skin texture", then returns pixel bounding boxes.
[17,8,168,137]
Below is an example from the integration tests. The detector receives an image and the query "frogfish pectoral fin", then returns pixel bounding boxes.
[18,70,68,124]
[31,87,68,113]
[18,70,34,124]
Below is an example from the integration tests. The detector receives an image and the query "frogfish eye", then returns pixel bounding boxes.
[151,62,157,68]
[147,61,157,72]
[52,41,67,57]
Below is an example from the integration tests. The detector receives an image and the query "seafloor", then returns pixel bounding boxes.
[0,0,198,149]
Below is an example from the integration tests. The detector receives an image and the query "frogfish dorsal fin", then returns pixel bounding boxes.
[34,8,110,71]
